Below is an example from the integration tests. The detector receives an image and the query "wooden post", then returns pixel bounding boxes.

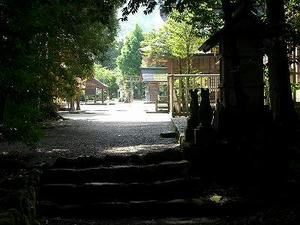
[214,76,218,103]
[193,77,196,89]
[292,46,297,101]
[107,90,110,104]
[178,77,182,115]
[169,76,173,115]
[167,77,170,113]
[101,89,104,104]
[185,77,189,115]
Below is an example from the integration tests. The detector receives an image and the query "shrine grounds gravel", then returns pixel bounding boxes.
[37,101,178,159]
[0,101,178,159]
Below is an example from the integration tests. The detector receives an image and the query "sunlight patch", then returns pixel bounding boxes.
[209,194,223,203]
[46,148,70,153]
[103,144,179,154]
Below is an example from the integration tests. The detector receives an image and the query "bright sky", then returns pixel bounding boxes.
[117,4,165,40]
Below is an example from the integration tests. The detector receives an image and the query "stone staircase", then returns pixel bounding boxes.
[37,148,246,218]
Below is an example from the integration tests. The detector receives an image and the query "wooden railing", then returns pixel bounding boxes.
[168,74,220,117]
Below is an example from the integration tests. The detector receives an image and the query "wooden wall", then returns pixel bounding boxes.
[167,54,219,74]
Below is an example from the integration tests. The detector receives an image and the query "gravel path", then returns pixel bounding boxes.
[37,101,178,159]
[0,101,178,159]
[171,116,187,137]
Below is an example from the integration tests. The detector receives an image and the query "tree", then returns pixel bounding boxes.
[117,24,144,76]
[117,24,144,100]
[0,0,124,145]
[265,0,297,125]
[97,41,124,70]
[142,10,205,73]
[142,29,171,62]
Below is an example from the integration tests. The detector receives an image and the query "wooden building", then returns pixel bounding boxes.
[85,77,109,103]
[140,67,168,102]
[140,46,220,111]
[167,53,219,74]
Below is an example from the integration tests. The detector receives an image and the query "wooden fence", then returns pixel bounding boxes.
[168,74,220,117]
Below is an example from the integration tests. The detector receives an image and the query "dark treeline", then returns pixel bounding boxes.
[0,0,125,145]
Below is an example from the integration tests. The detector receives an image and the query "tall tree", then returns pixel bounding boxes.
[265,0,297,125]
[166,10,205,73]
[117,24,144,100]
[97,41,124,70]
[117,24,144,76]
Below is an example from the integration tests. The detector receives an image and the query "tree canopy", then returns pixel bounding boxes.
[142,10,205,72]
[97,41,124,70]
[0,0,123,145]
[122,0,299,45]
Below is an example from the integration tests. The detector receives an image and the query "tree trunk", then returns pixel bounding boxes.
[70,99,75,111]
[76,94,81,110]
[266,0,296,125]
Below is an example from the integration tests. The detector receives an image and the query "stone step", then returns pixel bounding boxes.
[51,147,184,168]
[38,197,252,218]
[41,160,190,184]
[39,178,202,204]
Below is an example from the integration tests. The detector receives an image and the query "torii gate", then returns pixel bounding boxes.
[124,75,141,102]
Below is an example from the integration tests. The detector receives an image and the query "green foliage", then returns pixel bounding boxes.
[142,29,172,61]
[165,10,205,59]
[179,1,224,38]
[117,24,144,76]
[122,0,224,33]
[116,24,145,100]
[93,64,120,98]
[285,0,300,46]
[0,0,124,146]
[142,9,205,73]
[97,41,124,70]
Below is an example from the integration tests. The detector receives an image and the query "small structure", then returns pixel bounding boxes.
[85,77,109,104]
[139,47,220,114]
[141,67,168,102]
